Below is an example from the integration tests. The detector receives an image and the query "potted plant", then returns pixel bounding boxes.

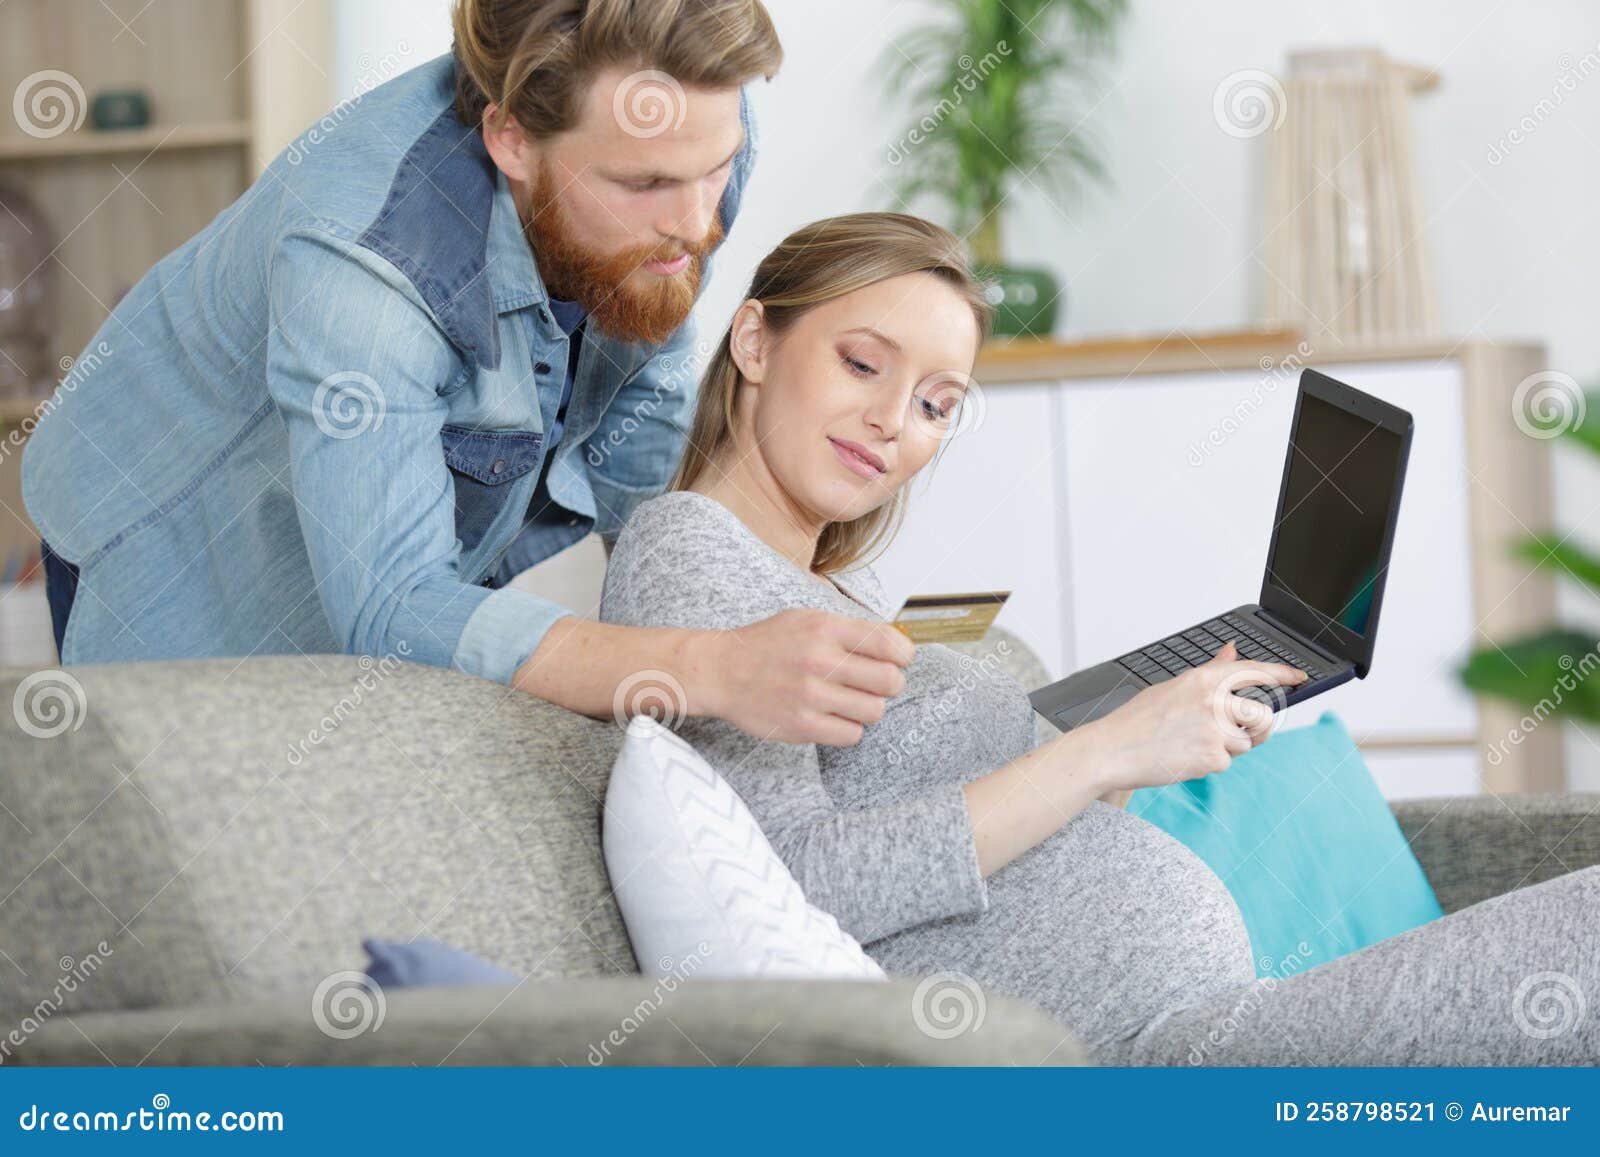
[1458,387,1600,739]
[880,0,1127,338]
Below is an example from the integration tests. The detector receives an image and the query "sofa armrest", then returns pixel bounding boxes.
[1390,792,1600,913]
[12,977,1087,1067]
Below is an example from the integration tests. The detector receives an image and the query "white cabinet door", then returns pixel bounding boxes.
[1362,748,1482,800]
[1060,360,1478,745]
[871,383,1069,680]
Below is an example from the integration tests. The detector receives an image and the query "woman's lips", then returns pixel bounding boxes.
[643,252,691,276]
[829,437,886,479]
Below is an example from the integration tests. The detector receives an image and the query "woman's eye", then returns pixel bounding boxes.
[916,395,952,422]
[843,355,875,377]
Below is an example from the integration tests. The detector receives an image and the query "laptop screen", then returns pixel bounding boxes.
[1265,391,1405,639]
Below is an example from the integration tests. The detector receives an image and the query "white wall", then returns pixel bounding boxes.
[332,1,1600,787]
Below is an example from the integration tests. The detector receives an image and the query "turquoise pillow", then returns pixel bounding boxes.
[1127,710,1443,978]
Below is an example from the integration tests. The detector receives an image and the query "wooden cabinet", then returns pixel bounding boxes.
[0,0,331,664]
[871,335,1564,796]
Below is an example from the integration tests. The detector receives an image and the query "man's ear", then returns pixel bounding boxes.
[727,300,766,385]
[480,101,538,184]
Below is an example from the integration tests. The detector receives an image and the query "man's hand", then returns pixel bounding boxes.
[684,611,915,745]
[511,608,915,747]
[689,608,916,746]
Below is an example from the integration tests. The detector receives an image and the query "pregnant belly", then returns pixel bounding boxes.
[864,801,1255,1048]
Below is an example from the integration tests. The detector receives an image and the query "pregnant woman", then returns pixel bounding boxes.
[598,212,1596,1064]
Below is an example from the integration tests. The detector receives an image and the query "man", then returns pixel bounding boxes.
[21,0,911,747]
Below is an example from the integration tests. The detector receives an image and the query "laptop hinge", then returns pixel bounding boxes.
[1256,607,1350,669]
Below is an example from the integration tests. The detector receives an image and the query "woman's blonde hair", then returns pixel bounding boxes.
[669,212,993,574]
[451,0,782,135]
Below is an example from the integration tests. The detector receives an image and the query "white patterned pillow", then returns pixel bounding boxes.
[602,716,886,981]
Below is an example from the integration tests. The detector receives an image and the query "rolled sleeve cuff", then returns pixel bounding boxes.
[847,785,991,946]
[451,585,575,686]
[927,784,992,922]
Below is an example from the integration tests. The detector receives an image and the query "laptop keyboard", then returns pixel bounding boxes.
[1115,613,1329,703]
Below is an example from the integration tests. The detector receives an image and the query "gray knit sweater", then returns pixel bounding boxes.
[599,489,1256,1047]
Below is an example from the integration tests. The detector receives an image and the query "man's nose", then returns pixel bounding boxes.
[657,181,718,247]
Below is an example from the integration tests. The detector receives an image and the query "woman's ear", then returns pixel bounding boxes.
[727,300,767,385]
[480,101,538,184]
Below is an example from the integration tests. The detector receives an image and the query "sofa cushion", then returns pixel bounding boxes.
[603,715,885,979]
[362,937,518,987]
[0,669,229,1028]
[0,655,636,1023]
[1128,710,1444,976]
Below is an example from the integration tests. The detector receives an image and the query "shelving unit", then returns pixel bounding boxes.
[0,121,254,162]
[0,0,332,663]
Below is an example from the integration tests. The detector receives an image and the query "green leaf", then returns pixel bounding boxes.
[876,0,1128,242]
[1458,627,1600,724]
[1511,533,1600,593]
[1561,389,1600,456]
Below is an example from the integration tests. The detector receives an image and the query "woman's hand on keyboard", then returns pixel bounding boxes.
[1080,640,1309,789]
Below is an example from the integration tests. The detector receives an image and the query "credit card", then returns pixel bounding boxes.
[891,591,1011,643]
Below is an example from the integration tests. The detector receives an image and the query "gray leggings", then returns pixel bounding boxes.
[1096,864,1599,1065]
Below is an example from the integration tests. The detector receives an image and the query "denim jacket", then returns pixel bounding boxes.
[21,55,756,684]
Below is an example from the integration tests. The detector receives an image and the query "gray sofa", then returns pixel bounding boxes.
[3,628,1596,1066]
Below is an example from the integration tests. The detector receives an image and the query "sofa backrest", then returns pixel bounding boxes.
[0,626,1051,1026]
[0,654,634,1026]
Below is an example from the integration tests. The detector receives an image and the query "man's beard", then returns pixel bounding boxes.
[524,161,724,344]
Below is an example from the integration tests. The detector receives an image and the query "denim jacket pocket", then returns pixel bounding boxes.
[440,423,544,556]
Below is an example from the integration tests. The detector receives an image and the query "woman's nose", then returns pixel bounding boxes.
[864,395,907,439]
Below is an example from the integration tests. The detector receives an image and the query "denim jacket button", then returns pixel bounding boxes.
[490,458,505,474]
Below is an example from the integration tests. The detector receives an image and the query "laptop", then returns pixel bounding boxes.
[1029,368,1413,732]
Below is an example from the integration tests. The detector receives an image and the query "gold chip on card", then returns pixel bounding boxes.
[890,591,1011,643]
